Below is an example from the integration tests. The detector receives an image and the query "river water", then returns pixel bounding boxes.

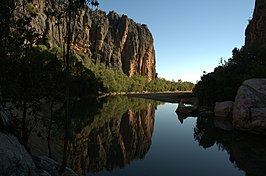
[85,101,245,176]
[29,95,266,175]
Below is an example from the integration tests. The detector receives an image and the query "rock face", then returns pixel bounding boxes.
[30,0,156,79]
[33,156,78,176]
[0,101,11,130]
[0,96,38,176]
[214,101,234,118]
[0,132,39,176]
[233,79,266,135]
[245,0,266,47]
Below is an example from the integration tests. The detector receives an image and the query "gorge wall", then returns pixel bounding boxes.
[30,0,156,79]
[245,0,266,47]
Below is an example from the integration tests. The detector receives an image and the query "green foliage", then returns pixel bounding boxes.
[69,95,161,137]
[0,42,101,141]
[69,53,101,97]
[0,0,193,146]
[193,46,266,108]
[26,3,37,15]
[84,59,195,93]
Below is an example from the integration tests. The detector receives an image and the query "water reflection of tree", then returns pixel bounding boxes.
[230,132,266,176]
[29,95,160,175]
[193,116,232,151]
[67,96,160,174]
[194,116,266,176]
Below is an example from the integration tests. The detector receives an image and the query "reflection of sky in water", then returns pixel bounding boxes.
[87,103,245,176]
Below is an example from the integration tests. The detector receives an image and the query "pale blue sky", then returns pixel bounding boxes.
[100,0,255,83]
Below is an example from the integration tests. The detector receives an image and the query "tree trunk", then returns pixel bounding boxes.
[22,100,28,144]
[60,0,72,173]
[47,100,54,158]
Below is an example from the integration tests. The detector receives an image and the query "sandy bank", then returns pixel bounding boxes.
[126,91,195,103]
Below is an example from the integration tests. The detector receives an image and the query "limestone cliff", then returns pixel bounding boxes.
[30,0,156,79]
[245,0,266,47]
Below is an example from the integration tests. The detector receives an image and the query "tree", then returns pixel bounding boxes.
[60,0,101,172]
[193,45,266,109]
[0,0,104,170]
[0,0,45,143]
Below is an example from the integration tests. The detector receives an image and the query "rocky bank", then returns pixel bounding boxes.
[213,0,266,135]
[0,98,78,176]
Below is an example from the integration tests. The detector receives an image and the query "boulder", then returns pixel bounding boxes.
[0,104,10,129]
[0,132,39,176]
[0,91,11,129]
[214,101,234,118]
[176,98,198,114]
[233,79,266,135]
[0,98,77,176]
[208,102,234,131]
[0,97,39,175]
[33,156,78,176]
[214,116,233,131]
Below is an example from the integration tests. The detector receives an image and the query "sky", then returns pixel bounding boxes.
[100,0,255,83]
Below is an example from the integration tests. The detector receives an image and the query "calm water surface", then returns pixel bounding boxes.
[30,96,266,176]
[86,102,245,176]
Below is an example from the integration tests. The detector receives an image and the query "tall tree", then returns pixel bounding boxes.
[60,0,100,172]
[0,0,44,143]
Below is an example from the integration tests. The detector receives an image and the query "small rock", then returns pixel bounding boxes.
[33,156,78,176]
[214,101,234,118]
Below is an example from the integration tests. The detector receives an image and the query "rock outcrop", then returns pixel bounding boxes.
[0,96,77,176]
[0,100,11,130]
[214,101,234,118]
[245,0,266,47]
[33,156,78,176]
[30,0,156,79]
[233,79,266,135]
[0,132,39,176]
[0,96,39,176]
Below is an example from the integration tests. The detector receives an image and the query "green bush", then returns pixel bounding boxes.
[84,57,195,93]
[193,46,266,108]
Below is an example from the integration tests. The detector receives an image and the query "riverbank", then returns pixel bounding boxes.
[126,91,195,103]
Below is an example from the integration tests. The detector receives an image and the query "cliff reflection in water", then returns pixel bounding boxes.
[67,96,160,174]
[193,116,266,176]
